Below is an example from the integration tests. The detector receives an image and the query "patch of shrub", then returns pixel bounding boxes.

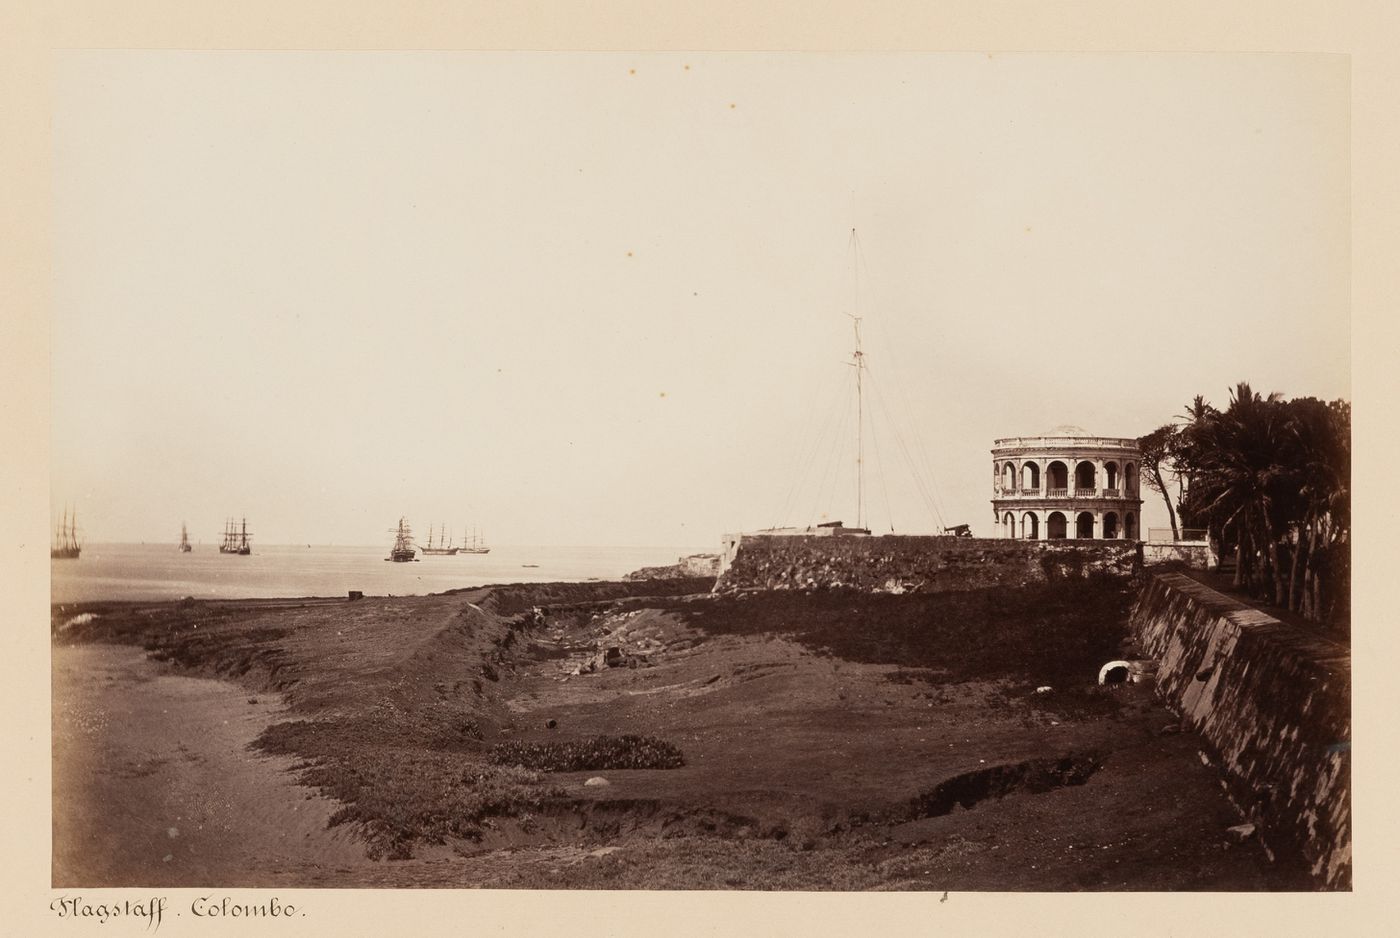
[490,734,685,772]
[257,720,564,859]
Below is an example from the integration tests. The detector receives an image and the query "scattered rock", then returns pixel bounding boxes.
[1226,823,1257,843]
[584,776,610,787]
[1035,686,1053,694]
[545,719,558,730]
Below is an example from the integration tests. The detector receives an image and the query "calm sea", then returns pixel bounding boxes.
[50,542,709,605]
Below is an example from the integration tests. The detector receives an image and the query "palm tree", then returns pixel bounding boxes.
[1283,397,1349,619]
[1185,383,1288,593]
[1173,395,1215,529]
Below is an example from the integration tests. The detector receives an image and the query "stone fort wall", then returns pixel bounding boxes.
[1131,573,1350,888]
[714,534,1140,594]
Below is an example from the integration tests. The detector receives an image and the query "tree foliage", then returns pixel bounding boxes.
[1168,383,1349,631]
[1137,424,1181,539]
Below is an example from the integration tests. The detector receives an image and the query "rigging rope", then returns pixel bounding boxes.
[764,229,956,534]
[773,365,854,529]
[862,373,897,532]
[855,235,954,529]
[812,374,856,526]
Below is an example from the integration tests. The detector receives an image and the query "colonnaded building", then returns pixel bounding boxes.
[991,426,1144,540]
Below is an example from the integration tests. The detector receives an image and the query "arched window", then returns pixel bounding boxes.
[1046,461,1068,494]
[1124,512,1137,540]
[1074,461,1096,493]
[1103,511,1119,539]
[1003,512,1015,537]
[1021,462,1040,491]
[1001,462,1016,491]
[1076,511,1094,539]
[1047,511,1067,539]
[1105,462,1119,491]
[1125,463,1138,497]
[1021,512,1039,539]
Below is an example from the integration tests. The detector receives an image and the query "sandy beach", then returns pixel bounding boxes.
[52,643,369,886]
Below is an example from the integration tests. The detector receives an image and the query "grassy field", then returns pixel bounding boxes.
[52,574,1292,888]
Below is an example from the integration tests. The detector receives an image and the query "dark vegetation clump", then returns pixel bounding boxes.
[256,720,561,859]
[659,578,1132,690]
[491,735,686,772]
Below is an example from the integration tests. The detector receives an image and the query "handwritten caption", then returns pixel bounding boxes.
[51,895,304,930]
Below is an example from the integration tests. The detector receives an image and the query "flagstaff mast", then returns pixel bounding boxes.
[846,227,866,532]
[848,313,865,531]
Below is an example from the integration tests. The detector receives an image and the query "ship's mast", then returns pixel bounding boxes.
[846,227,866,532]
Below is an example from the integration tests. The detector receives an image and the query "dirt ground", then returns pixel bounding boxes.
[51,578,1290,890]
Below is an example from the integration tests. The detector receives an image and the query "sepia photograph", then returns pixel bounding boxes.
[43,48,1351,900]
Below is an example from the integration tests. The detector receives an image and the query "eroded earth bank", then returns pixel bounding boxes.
[53,576,1293,889]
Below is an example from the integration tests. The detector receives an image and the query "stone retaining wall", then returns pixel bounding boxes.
[1142,541,1216,569]
[1130,573,1350,888]
[714,535,1140,594]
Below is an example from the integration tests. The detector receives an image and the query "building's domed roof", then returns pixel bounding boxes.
[1044,423,1091,436]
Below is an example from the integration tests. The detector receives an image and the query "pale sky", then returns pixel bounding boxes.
[50,52,1349,548]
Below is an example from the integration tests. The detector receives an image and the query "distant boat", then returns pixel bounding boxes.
[460,525,491,555]
[385,517,418,562]
[219,517,252,555]
[51,506,82,560]
[419,523,459,556]
[179,522,192,553]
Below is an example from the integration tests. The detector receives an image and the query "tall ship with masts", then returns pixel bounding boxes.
[179,522,193,553]
[459,524,490,555]
[51,506,82,560]
[386,517,418,562]
[419,523,459,556]
[219,517,252,555]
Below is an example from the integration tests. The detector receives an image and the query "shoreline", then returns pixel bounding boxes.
[52,642,371,887]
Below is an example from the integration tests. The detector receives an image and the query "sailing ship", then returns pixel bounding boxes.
[219,517,252,555]
[459,525,490,555]
[51,506,81,559]
[419,523,459,556]
[385,517,418,562]
[179,522,193,553]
